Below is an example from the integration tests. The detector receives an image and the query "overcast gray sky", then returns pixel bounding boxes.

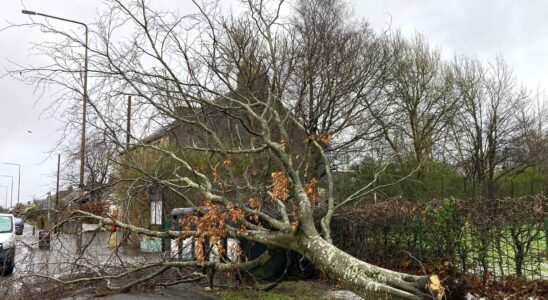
[0,0,546,208]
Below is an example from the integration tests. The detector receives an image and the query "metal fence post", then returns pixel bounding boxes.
[544,217,548,253]
[441,178,445,199]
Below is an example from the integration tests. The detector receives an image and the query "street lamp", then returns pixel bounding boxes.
[22,9,88,197]
[0,176,13,208]
[2,163,20,205]
[0,186,7,210]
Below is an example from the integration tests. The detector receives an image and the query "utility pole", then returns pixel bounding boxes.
[56,154,61,209]
[53,154,61,233]
[127,95,132,148]
[47,192,52,223]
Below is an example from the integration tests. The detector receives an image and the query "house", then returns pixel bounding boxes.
[116,65,312,250]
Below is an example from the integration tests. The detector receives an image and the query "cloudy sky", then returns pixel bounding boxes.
[0,0,546,208]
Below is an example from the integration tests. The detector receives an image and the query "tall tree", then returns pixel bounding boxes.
[289,0,391,168]
[512,88,548,172]
[451,56,528,198]
[367,33,457,178]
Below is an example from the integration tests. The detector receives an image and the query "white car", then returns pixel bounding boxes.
[0,214,15,275]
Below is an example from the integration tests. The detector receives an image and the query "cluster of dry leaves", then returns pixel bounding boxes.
[306,132,334,145]
[271,171,290,201]
[178,201,246,266]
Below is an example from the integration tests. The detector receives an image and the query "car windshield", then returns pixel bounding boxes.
[0,216,13,233]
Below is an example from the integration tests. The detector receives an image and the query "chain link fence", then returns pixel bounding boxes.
[332,195,548,283]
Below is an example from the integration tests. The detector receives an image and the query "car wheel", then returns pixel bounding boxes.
[2,267,13,276]
[1,261,14,276]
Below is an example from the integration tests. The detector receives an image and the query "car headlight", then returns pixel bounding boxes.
[2,238,14,249]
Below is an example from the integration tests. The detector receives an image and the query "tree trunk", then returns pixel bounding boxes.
[296,234,436,300]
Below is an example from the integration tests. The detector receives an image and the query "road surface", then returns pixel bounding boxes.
[0,224,218,299]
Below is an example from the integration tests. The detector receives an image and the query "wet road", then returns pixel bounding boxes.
[0,224,219,299]
[0,224,161,298]
[11,224,158,277]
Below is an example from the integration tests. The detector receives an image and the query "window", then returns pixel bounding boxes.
[150,200,162,225]
[150,200,162,226]
[0,216,13,233]
[150,188,163,225]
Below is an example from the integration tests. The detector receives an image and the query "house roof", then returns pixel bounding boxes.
[59,190,82,205]
[138,68,303,150]
[142,122,178,144]
[140,65,272,145]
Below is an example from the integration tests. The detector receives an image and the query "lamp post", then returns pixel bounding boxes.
[0,176,13,208]
[0,186,7,210]
[22,10,88,197]
[2,163,20,205]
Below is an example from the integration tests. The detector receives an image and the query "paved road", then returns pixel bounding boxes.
[11,223,163,277]
[0,224,219,299]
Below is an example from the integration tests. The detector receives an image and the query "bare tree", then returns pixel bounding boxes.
[60,130,118,192]
[450,56,528,198]
[366,33,457,178]
[288,0,392,170]
[512,87,548,172]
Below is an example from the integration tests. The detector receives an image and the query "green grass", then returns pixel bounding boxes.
[210,280,330,300]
